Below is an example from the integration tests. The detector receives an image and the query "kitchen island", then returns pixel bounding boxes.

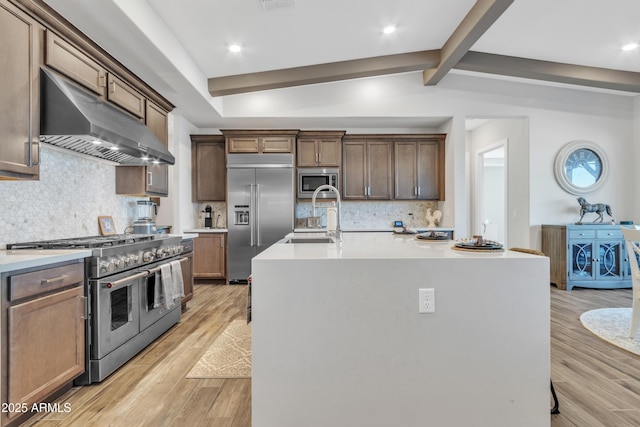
[251,232,550,427]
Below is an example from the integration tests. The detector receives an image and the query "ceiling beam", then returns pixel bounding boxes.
[208,50,440,96]
[423,0,513,86]
[455,51,640,93]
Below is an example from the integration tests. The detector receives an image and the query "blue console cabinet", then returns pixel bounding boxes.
[542,224,632,291]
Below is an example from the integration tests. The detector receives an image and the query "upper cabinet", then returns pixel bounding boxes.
[222,130,298,154]
[342,138,394,200]
[297,131,345,167]
[342,134,446,201]
[191,135,226,202]
[394,136,445,200]
[0,0,43,180]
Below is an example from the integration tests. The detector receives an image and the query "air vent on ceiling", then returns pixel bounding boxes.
[259,0,295,11]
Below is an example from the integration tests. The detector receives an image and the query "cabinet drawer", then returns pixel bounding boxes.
[597,229,622,239]
[569,229,596,239]
[9,262,84,301]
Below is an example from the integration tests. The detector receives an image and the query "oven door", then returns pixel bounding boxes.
[91,270,143,359]
[139,257,186,331]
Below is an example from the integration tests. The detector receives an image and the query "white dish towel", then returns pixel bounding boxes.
[170,260,185,300]
[160,263,175,309]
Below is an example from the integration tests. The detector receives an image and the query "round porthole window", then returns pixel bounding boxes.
[554,140,608,195]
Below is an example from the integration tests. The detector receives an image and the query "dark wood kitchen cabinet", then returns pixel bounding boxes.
[222,129,298,154]
[1,260,85,427]
[115,100,170,196]
[193,233,226,280]
[0,0,42,180]
[342,138,393,200]
[296,131,344,167]
[191,135,226,202]
[181,249,194,309]
[394,136,445,200]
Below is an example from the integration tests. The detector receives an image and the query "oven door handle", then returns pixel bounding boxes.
[142,257,188,275]
[105,271,148,290]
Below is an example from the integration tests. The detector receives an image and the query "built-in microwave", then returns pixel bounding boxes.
[297,168,340,199]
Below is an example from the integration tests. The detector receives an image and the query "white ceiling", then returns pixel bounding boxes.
[42,0,640,129]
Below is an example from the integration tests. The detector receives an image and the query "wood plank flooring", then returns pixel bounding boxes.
[23,284,640,426]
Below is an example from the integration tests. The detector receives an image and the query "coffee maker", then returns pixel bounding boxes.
[133,200,158,234]
[203,205,213,228]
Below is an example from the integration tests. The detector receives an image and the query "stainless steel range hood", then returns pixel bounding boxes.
[39,68,175,165]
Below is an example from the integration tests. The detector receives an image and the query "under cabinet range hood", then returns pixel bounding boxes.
[39,68,175,165]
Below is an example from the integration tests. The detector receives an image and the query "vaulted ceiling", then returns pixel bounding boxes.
[42,0,640,128]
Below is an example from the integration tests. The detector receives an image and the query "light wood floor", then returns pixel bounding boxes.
[23,284,640,426]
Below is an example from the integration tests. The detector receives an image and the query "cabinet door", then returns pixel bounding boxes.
[367,141,393,200]
[568,240,596,282]
[107,74,145,119]
[343,142,367,199]
[145,101,169,195]
[261,136,293,153]
[318,138,341,166]
[45,31,106,96]
[193,140,226,201]
[193,234,226,279]
[228,137,259,153]
[297,139,319,167]
[394,142,418,199]
[416,141,440,200]
[7,286,84,418]
[0,1,41,179]
[596,240,624,281]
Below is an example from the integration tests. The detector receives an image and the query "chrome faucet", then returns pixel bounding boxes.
[311,184,342,241]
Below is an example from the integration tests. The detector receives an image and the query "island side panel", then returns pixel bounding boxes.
[251,256,550,427]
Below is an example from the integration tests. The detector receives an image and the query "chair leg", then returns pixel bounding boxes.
[550,380,560,414]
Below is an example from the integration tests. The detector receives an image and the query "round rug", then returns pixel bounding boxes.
[580,308,640,356]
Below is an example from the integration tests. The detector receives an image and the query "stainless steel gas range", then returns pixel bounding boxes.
[8,234,186,384]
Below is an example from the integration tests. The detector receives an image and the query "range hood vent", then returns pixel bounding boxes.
[39,68,175,165]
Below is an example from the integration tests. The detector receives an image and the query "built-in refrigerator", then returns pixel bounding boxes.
[227,154,294,282]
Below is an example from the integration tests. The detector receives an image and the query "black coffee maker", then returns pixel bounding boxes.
[203,205,213,228]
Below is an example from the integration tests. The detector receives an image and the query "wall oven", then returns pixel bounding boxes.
[297,167,340,199]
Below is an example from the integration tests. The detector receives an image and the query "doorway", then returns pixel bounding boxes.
[476,141,507,245]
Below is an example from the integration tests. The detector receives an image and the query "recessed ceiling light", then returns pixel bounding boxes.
[229,44,242,53]
[383,26,396,35]
[622,42,638,51]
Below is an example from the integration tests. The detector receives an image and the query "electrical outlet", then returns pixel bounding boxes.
[419,288,435,313]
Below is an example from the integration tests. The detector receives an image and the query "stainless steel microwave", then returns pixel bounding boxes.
[297,168,340,199]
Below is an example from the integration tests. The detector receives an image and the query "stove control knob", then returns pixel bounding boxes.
[130,254,140,264]
[156,247,166,257]
[143,251,155,262]
[177,245,184,253]
[114,258,124,269]
[100,261,115,273]
[122,256,132,267]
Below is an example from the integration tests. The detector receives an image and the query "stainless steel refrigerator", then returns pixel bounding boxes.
[227,154,294,282]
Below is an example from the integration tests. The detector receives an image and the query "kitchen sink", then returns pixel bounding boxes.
[283,236,335,244]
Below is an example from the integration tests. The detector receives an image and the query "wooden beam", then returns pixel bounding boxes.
[208,50,440,96]
[423,0,513,86]
[455,51,640,93]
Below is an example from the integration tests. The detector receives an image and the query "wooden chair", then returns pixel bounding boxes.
[620,227,640,338]
[509,247,560,414]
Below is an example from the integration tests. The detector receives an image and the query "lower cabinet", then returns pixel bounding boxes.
[542,224,631,291]
[1,260,85,427]
[181,250,194,308]
[193,233,226,280]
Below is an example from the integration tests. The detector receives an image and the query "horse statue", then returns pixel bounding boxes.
[577,197,613,223]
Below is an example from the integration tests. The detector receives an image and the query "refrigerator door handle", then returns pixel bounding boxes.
[249,184,255,247]
[256,184,261,247]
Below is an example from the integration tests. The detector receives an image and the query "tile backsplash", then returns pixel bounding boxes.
[296,200,442,229]
[0,144,143,248]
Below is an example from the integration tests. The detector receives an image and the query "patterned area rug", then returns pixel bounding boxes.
[186,320,251,378]
[580,308,640,356]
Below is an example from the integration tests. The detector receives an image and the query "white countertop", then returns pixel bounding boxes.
[0,249,92,273]
[293,227,454,233]
[256,231,535,260]
[183,228,228,233]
